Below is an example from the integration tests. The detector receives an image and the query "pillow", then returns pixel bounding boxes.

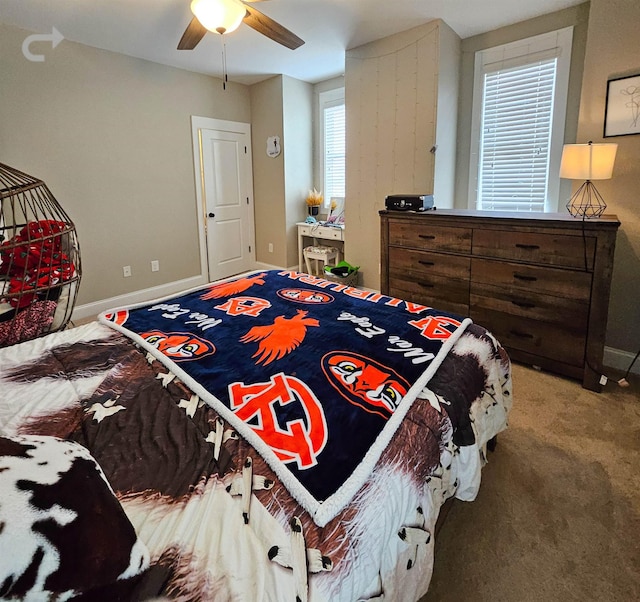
[0,434,149,599]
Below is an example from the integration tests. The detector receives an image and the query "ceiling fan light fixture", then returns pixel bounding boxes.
[190,0,246,35]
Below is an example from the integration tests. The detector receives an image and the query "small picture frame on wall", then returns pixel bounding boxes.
[604,73,640,137]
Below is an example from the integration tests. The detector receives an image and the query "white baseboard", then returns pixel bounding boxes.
[254,261,290,271]
[72,263,290,322]
[72,275,208,321]
[604,346,640,376]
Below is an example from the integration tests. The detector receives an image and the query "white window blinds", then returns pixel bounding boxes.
[323,102,345,200]
[468,27,573,213]
[478,59,557,212]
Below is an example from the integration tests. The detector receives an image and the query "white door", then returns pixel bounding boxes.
[192,117,255,282]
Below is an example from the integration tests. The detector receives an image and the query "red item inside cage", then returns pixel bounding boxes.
[0,220,76,309]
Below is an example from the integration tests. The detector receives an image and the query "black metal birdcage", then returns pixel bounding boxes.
[0,162,81,347]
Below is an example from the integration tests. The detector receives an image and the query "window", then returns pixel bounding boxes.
[469,27,573,212]
[318,88,345,206]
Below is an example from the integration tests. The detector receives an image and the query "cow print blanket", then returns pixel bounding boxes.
[0,434,149,600]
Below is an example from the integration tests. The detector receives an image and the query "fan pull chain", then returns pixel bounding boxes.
[221,35,228,91]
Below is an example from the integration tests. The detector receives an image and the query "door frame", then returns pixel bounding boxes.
[191,115,256,282]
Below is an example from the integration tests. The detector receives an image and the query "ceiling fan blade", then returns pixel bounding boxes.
[178,17,208,50]
[242,5,304,50]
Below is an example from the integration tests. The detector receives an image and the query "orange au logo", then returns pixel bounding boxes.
[103,310,129,326]
[408,315,461,340]
[228,373,327,470]
[141,330,215,361]
[215,296,271,317]
[276,288,335,304]
[321,351,410,420]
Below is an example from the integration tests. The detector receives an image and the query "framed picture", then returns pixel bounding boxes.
[604,73,640,137]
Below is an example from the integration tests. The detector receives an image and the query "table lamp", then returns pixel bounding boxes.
[560,141,618,218]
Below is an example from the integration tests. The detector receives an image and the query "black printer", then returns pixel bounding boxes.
[385,194,434,211]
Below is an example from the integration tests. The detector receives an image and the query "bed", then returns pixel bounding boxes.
[0,269,512,602]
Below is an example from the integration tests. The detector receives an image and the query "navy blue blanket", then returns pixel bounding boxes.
[99,270,471,526]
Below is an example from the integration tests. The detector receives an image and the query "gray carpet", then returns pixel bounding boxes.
[420,362,640,601]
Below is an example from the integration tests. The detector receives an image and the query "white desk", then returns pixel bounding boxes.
[297,222,345,272]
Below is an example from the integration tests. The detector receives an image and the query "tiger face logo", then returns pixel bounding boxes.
[277,288,334,304]
[141,330,215,361]
[321,351,410,419]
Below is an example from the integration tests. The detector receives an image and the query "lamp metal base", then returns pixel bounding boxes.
[566,180,607,218]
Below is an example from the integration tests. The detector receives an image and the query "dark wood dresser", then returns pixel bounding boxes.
[380,210,620,391]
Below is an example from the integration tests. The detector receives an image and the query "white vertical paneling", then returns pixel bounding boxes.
[394,42,419,188]
[355,56,380,230]
[416,32,438,193]
[345,20,460,289]
[376,53,397,201]
[433,22,461,206]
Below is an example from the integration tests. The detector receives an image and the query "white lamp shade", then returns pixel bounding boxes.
[559,142,618,180]
[191,0,246,34]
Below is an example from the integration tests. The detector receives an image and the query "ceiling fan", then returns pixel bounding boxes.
[178,0,304,50]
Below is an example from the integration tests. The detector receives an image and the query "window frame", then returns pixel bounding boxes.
[317,87,345,210]
[468,27,573,213]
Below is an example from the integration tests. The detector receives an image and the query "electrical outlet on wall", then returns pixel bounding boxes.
[268,243,273,253]
[123,265,132,277]
[151,260,160,272]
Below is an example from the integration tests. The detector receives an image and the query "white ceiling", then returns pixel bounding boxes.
[1,0,584,85]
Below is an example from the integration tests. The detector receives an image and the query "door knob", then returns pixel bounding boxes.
[208,212,215,218]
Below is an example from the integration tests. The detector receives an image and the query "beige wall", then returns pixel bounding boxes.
[576,0,640,356]
[0,22,250,306]
[345,20,460,289]
[250,76,287,267]
[250,75,313,269]
[283,75,314,268]
[454,2,591,208]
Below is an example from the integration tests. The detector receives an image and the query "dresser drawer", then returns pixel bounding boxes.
[471,307,585,367]
[298,224,344,241]
[390,247,470,279]
[389,274,469,316]
[472,229,596,269]
[470,286,588,329]
[389,222,472,253]
[471,258,592,299]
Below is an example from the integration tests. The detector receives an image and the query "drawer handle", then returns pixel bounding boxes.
[418,260,435,267]
[515,243,540,250]
[513,272,537,282]
[418,281,434,289]
[510,329,534,339]
[511,299,536,309]
[419,234,436,240]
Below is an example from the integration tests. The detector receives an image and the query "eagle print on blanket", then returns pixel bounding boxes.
[99,270,472,526]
